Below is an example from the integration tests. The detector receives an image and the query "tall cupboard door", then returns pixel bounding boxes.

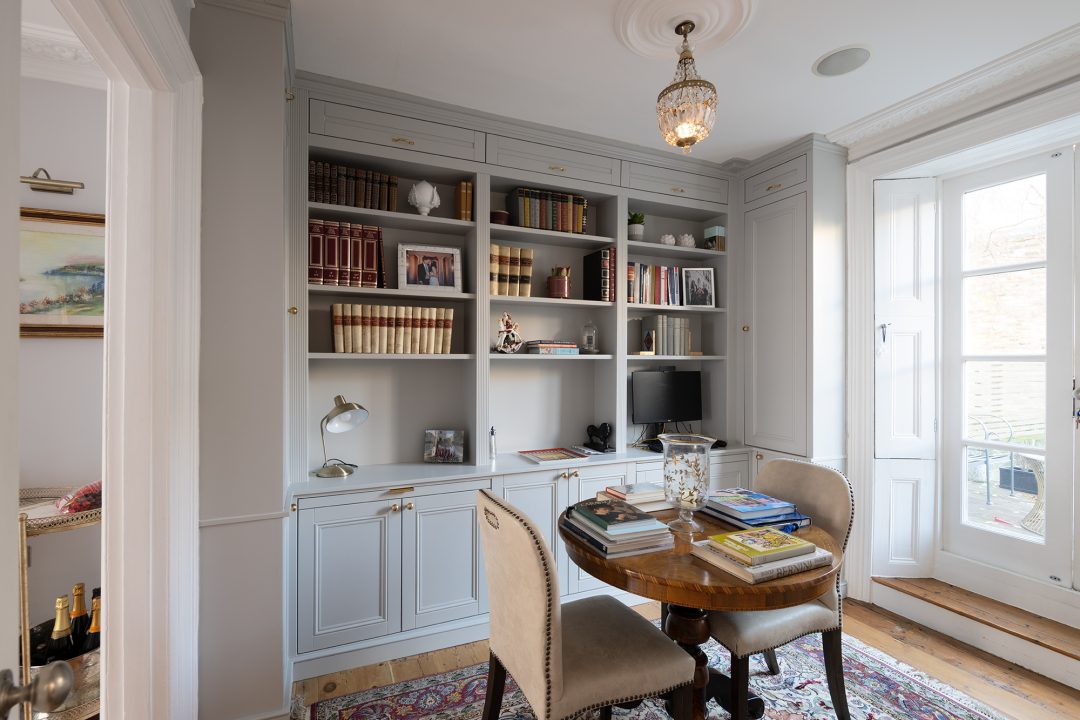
[498,470,570,592]
[568,464,630,594]
[297,499,402,652]
[744,193,808,455]
[401,490,487,630]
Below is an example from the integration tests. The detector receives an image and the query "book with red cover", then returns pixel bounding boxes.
[323,221,340,286]
[308,218,324,284]
[348,223,363,287]
[338,222,352,290]
[360,225,379,288]
[308,160,316,203]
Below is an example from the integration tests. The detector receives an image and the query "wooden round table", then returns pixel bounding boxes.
[559,510,843,720]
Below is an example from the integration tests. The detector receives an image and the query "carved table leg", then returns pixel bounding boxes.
[663,605,765,720]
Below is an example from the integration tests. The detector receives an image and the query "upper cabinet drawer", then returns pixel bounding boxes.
[744,154,807,204]
[624,162,729,204]
[486,135,621,185]
[309,100,485,162]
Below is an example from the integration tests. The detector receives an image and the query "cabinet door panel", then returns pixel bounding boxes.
[309,100,485,161]
[401,490,486,630]
[625,162,729,204]
[297,500,401,652]
[745,154,807,204]
[569,464,629,593]
[635,461,663,485]
[487,135,621,185]
[500,470,569,592]
[744,193,808,455]
[710,459,750,491]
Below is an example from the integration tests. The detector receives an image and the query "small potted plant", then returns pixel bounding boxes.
[627,211,645,240]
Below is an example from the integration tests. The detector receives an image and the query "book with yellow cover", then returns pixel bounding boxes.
[691,541,832,583]
[498,246,511,296]
[490,243,501,295]
[707,527,815,566]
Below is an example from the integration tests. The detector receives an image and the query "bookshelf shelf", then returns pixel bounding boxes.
[490,224,613,250]
[307,203,475,234]
[308,285,477,301]
[629,304,727,314]
[309,353,476,361]
[491,295,613,309]
[490,353,614,361]
[628,355,728,362]
[626,240,726,261]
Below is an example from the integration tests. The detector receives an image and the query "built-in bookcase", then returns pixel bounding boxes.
[297,122,730,473]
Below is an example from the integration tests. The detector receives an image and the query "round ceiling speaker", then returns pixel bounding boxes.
[812,46,872,77]
[615,0,755,59]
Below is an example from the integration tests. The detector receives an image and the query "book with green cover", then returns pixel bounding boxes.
[572,498,665,534]
[707,527,815,566]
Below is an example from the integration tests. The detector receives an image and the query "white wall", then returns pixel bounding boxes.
[18,76,104,620]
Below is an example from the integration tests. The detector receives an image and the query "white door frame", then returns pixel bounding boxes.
[844,79,1080,602]
[49,1,202,716]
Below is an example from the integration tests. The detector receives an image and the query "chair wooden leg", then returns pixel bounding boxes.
[762,649,780,675]
[598,706,613,720]
[730,655,751,720]
[482,651,506,720]
[668,683,693,720]
[822,629,850,720]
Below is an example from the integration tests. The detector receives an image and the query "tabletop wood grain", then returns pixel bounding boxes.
[559,510,843,611]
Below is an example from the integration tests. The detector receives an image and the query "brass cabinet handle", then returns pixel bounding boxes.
[559,472,569,479]
[288,306,298,315]
[671,186,686,193]
[549,165,567,173]
[571,470,580,478]
[756,453,764,460]
[391,503,400,513]
[405,502,415,511]
[742,325,750,332]
[766,183,782,192]
[387,486,414,494]
[391,136,416,145]
[290,503,297,512]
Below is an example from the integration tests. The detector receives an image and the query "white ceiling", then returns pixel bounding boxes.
[293,0,1080,164]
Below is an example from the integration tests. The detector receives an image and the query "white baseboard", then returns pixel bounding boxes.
[871,583,1080,690]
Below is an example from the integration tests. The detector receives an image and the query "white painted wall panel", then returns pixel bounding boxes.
[872,459,935,576]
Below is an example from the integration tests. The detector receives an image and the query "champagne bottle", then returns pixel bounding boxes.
[46,596,75,662]
[70,583,90,648]
[83,595,101,653]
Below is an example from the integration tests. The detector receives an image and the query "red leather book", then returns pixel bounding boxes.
[346,167,356,207]
[308,218,324,284]
[323,221,340,286]
[349,223,363,287]
[329,165,339,205]
[321,162,331,204]
[338,222,352,290]
[360,225,379,288]
[308,160,316,203]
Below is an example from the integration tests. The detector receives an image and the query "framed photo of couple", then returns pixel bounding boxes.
[398,244,462,293]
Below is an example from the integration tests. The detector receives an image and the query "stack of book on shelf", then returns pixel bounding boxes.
[583,247,617,302]
[330,304,454,355]
[506,187,589,233]
[308,219,386,288]
[691,527,833,584]
[701,488,812,533]
[561,498,673,558]
[627,263,683,305]
[309,160,399,211]
[456,181,474,221]
[490,244,535,296]
[596,482,673,512]
[640,315,693,356]
[524,340,578,355]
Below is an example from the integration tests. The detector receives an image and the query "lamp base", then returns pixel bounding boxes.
[315,462,354,479]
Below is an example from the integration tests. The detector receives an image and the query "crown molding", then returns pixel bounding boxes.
[295,70,735,181]
[20,22,106,89]
[718,157,751,174]
[195,0,289,22]
[828,23,1080,162]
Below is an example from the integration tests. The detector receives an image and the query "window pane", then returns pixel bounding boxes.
[965,361,1045,448]
[962,174,1046,270]
[963,268,1046,355]
[963,447,1045,540]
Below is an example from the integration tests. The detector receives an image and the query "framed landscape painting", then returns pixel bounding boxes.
[19,208,105,337]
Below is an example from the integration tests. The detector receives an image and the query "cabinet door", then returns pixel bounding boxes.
[401,490,487,631]
[486,135,621,185]
[744,193,808,455]
[499,470,570,593]
[748,448,803,486]
[568,464,630,594]
[710,458,750,491]
[297,499,401,652]
[635,460,663,485]
[624,162,729,204]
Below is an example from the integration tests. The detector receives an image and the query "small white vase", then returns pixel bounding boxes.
[659,234,676,246]
[627,223,644,240]
[676,233,696,248]
[408,180,440,216]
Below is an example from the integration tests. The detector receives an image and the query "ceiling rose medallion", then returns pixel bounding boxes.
[656,21,717,154]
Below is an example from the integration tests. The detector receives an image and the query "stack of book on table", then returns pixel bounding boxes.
[691,527,833,584]
[702,488,812,533]
[561,498,673,558]
[596,482,673,512]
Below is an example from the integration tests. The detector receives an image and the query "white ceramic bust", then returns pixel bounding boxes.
[407,180,440,216]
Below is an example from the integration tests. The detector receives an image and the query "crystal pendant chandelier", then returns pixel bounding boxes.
[656,21,717,154]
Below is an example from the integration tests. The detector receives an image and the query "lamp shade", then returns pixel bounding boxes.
[324,394,368,433]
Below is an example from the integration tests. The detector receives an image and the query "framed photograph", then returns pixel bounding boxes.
[398,244,462,293]
[19,208,106,337]
[681,267,715,308]
[424,429,465,463]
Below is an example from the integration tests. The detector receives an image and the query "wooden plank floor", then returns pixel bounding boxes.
[872,576,1080,662]
[294,600,1080,719]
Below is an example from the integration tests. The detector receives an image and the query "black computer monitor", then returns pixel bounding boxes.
[631,369,702,425]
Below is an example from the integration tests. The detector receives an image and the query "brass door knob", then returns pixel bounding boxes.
[756,453,764,460]
[742,325,750,332]
[405,502,415,511]
[391,503,400,513]
[571,470,580,478]
[559,472,569,479]
[288,307,298,315]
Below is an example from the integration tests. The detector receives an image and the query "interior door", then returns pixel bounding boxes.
[941,150,1075,588]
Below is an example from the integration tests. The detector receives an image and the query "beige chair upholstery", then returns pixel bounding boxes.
[476,490,694,720]
[707,460,854,720]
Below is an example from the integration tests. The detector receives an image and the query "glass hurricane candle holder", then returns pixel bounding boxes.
[659,433,715,534]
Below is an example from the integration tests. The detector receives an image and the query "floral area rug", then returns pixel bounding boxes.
[308,632,1007,720]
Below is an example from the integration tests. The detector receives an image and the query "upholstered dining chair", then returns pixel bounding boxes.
[476,490,695,720]
[707,460,854,720]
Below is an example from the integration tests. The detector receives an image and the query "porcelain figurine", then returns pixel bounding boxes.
[494,312,523,354]
[659,234,676,246]
[407,180,440,216]
[676,233,696,248]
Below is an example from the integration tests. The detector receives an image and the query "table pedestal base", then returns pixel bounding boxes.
[663,604,764,720]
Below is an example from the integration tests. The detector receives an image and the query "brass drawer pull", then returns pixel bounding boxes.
[391,503,400,513]
[405,502,415,511]
[570,470,580,478]
[391,136,416,146]
[288,306,298,315]
[671,186,686,193]
[387,486,414,494]
[549,165,567,173]
[559,472,569,479]
[766,183,782,192]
